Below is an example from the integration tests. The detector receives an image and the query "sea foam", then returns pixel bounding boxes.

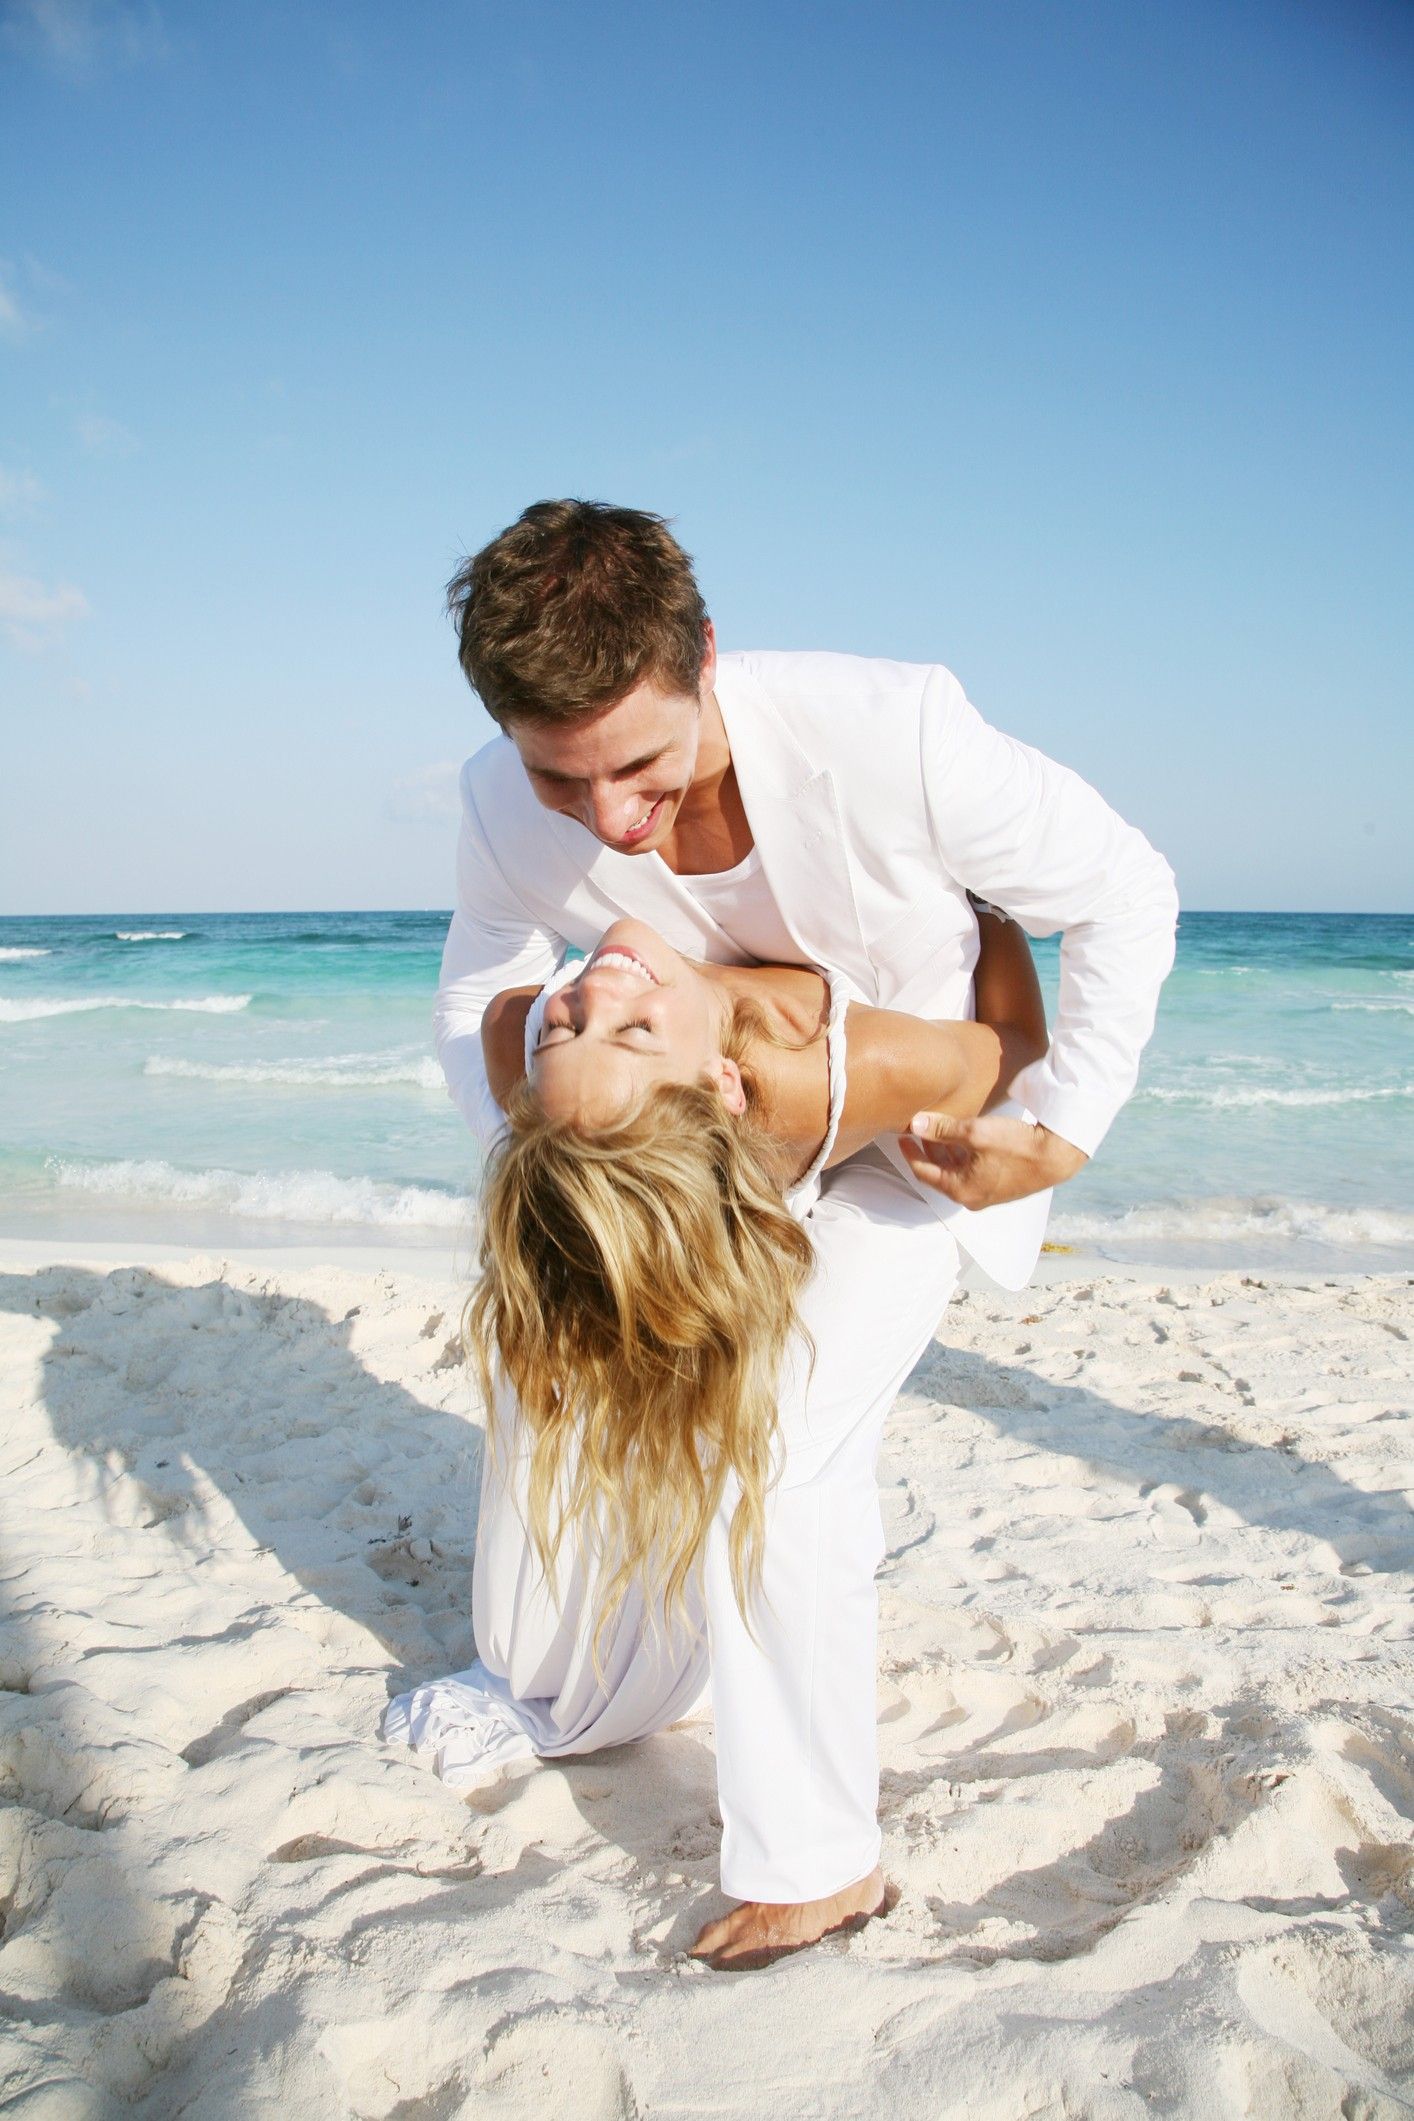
[144,1051,444,1089]
[116,931,188,942]
[1052,1196,1414,1251]
[0,947,51,960]
[1140,1082,1412,1109]
[0,995,251,1023]
[48,1156,468,1228]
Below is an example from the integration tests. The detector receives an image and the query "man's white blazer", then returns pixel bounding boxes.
[434,651,1179,1284]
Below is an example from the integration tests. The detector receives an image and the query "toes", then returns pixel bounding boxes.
[709,1937,808,1973]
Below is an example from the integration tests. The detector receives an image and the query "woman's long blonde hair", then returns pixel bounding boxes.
[464,1061,815,1671]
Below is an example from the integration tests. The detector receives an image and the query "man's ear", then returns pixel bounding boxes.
[699,617,718,699]
[713,1054,748,1117]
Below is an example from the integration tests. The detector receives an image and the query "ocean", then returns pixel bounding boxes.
[0,909,1410,1273]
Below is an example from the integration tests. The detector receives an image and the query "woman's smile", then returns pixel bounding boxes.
[582,944,662,984]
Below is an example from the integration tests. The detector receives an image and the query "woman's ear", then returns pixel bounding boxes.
[713,1055,748,1117]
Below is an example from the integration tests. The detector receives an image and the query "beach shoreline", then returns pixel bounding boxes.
[2,1242,1410,2113]
[2,1229,1404,1290]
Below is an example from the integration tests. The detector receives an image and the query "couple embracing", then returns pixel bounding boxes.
[385,500,1179,1971]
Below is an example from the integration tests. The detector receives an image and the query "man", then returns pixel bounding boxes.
[429,499,1178,1968]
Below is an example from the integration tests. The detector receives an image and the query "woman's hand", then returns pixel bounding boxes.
[898,1112,1086,1207]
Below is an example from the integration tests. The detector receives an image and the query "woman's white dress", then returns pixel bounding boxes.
[383,963,966,1903]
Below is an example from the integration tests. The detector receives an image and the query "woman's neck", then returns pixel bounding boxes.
[705,961,827,1034]
[701,963,832,1182]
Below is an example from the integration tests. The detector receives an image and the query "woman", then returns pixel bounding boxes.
[486,907,1045,1190]
[385,908,1047,1959]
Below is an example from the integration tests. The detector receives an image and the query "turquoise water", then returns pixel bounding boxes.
[0,910,1410,1270]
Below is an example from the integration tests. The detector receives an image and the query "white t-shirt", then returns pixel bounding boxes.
[664,845,801,968]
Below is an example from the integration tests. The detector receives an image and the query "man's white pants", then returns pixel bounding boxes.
[468,1149,962,1906]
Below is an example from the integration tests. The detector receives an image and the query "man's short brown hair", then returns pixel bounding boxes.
[447,499,710,728]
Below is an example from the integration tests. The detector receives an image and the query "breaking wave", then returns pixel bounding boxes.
[1051,1196,1414,1252]
[0,994,251,1023]
[0,947,50,960]
[47,1156,468,1229]
[115,931,188,942]
[1139,1081,1412,1109]
[144,1051,444,1089]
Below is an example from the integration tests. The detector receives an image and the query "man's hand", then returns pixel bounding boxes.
[897,1112,1087,1209]
[689,1867,888,1972]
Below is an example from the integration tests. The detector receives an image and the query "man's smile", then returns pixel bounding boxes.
[613,795,668,848]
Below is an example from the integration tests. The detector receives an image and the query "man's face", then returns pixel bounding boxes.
[505,632,715,856]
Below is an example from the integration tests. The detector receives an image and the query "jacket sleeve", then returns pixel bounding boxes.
[433,756,562,1150]
[919,666,1179,1157]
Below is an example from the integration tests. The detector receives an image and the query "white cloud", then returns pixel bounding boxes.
[0,265,35,343]
[21,254,74,297]
[0,255,72,342]
[386,761,463,823]
[3,0,167,69]
[0,465,45,513]
[0,568,90,651]
[74,409,139,457]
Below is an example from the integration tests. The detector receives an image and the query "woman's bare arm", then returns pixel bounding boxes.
[969,904,1048,1107]
[482,985,541,1107]
[827,909,1048,1165]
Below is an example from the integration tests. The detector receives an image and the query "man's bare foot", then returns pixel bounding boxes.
[688,1865,887,1972]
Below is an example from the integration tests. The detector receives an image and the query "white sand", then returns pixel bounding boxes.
[1,1247,1410,2118]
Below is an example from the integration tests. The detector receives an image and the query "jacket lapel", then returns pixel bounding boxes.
[715,661,876,995]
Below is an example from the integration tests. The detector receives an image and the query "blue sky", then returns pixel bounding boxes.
[2,0,1410,914]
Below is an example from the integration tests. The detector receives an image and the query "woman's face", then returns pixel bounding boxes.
[530,919,745,1127]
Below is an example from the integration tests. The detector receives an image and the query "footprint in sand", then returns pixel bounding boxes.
[0,1810,244,2101]
[881,1656,1137,1792]
[1141,1481,1207,1546]
[1234,1926,1413,2103]
[897,1711,1281,1966]
[878,1473,937,1570]
[476,2015,639,2118]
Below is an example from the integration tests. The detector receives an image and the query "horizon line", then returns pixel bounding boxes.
[1,905,1411,922]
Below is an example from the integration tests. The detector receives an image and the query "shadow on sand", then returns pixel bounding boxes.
[1,1260,1408,2100]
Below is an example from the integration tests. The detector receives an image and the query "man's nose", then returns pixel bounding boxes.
[585,782,635,842]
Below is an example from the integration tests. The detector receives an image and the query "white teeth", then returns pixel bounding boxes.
[587,949,660,983]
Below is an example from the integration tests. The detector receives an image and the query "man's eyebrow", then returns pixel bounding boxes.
[527,745,668,785]
[613,747,668,776]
